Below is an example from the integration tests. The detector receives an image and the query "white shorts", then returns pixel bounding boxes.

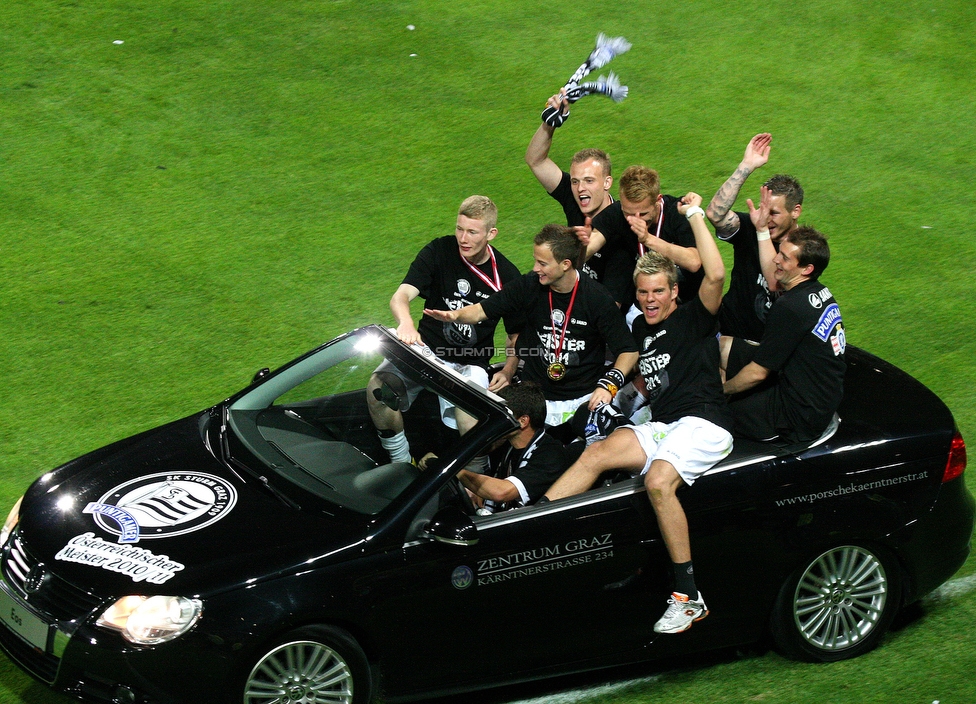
[625,417,733,486]
[545,394,591,427]
[373,349,489,430]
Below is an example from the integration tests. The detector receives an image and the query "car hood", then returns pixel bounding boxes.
[12,412,367,597]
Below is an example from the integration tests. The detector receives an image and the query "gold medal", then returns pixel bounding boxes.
[547,362,566,381]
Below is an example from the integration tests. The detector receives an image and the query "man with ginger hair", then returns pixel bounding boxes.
[367,196,522,465]
[582,165,704,321]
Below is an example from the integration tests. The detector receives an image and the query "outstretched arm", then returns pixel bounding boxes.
[423,303,488,325]
[525,93,569,193]
[747,185,781,292]
[678,193,724,315]
[706,133,771,238]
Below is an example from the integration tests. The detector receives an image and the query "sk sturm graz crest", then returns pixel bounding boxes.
[85,472,237,543]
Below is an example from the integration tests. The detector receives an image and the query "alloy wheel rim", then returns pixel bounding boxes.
[244,640,354,704]
[793,545,888,651]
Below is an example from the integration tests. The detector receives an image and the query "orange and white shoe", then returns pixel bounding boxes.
[653,591,709,634]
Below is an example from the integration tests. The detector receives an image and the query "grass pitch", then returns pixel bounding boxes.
[1,0,974,702]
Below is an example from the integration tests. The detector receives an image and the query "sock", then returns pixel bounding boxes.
[378,430,411,463]
[673,561,698,601]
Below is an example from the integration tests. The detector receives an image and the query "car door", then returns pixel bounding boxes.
[366,479,671,695]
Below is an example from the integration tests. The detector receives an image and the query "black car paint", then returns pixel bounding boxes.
[0,327,971,704]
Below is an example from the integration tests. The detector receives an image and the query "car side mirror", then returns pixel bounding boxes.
[252,368,270,384]
[425,506,478,546]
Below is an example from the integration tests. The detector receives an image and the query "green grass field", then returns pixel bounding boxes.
[1,0,974,702]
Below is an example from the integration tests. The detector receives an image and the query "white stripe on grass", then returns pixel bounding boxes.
[922,572,976,603]
[505,574,976,704]
[506,676,660,704]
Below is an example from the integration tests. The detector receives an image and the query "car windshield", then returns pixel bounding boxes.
[226,328,493,515]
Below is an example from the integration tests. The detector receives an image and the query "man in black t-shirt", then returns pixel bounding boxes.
[545,193,733,636]
[424,225,638,428]
[705,133,804,341]
[368,196,522,464]
[524,92,618,286]
[583,166,703,320]
[723,226,845,443]
[458,383,568,511]
[546,193,732,633]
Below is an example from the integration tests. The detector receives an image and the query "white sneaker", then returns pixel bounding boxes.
[653,591,709,634]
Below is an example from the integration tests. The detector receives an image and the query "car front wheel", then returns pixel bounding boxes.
[242,625,371,704]
[771,544,901,662]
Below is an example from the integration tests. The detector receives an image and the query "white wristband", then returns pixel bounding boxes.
[684,206,705,220]
[756,229,771,241]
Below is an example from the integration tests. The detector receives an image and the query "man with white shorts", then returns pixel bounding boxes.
[544,192,733,635]
[367,196,521,466]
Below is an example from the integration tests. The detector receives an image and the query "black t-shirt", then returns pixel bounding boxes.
[632,298,733,432]
[490,429,567,507]
[591,195,704,307]
[753,278,846,438]
[549,171,615,286]
[481,272,637,401]
[717,213,777,341]
[403,237,521,367]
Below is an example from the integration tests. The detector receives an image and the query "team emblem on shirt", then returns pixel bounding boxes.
[445,322,475,346]
[551,309,565,327]
[456,279,471,296]
[808,293,823,309]
[643,336,654,350]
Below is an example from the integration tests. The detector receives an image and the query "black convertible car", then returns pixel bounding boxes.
[0,325,972,704]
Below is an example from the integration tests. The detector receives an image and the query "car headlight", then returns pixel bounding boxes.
[97,595,203,644]
[0,496,22,548]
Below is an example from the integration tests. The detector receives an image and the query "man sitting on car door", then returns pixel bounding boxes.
[542,193,734,635]
[367,196,522,468]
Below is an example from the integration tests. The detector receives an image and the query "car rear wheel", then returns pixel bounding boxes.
[242,625,371,704]
[771,544,901,662]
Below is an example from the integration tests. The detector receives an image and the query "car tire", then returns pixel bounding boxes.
[770,544,901,662]
[242,625,372,704]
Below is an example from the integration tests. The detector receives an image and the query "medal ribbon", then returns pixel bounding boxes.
[460,245,502,292]
[548,275,580,366]
[637,196,665,257]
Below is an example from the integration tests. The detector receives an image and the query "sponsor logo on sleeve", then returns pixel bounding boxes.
[812,303,842,342]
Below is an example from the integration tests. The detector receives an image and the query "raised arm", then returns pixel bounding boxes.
[678,193,724,314]
[706,133,771,238]
[747,185,781,292]
[525,93,570,194]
